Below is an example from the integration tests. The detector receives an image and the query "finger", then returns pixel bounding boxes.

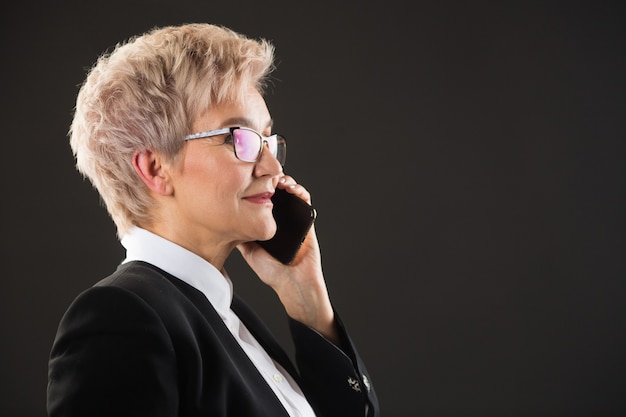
[278,175,297,187]
[278,176,312,204]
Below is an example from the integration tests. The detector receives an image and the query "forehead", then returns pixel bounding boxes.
[193,89,271,132]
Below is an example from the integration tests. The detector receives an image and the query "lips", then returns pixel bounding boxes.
[243,191,274,204]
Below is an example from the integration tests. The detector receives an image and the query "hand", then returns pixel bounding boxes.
[237,176,339,344]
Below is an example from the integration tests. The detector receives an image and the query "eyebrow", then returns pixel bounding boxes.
[221,117,273,131]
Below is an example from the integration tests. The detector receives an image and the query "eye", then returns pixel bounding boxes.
[222,134,234,145]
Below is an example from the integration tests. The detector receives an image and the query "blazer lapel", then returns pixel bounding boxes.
[160,267,300,382]
[231,295,301,383]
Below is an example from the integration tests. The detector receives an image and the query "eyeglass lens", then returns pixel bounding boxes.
[232,128,285,165]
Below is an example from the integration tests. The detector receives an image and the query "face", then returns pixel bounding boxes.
[165,88,283,257]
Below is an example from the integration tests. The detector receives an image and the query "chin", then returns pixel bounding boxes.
[256,226,277,242]
[261,219,279,241]
[248,216,277,242]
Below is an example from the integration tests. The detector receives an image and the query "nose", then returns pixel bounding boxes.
[254,142,282,178]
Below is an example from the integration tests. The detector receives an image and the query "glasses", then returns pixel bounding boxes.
[184,127,286,166]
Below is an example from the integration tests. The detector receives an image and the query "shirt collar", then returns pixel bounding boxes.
[120,226,233,318]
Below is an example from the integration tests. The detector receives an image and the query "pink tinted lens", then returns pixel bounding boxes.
[266,135,278,156]
[233,129,260,162]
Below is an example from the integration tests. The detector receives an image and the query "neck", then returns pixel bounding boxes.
[139,221,235,271]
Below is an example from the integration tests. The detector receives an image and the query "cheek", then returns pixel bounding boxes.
[178,147,251,203]
[207,163,251,201]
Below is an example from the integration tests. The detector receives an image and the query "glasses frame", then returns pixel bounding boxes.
[184,127,286,165]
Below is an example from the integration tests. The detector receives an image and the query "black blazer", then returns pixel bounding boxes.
[47,261,379,417]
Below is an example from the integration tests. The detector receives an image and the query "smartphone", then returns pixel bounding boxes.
[256,188,317,265]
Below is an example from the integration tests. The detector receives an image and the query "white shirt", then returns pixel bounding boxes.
[120,227,316,417]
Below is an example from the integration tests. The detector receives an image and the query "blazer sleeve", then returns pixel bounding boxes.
[289,313,380,417]
[47,286,178,417]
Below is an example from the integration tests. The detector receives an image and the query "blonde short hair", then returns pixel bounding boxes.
[69,23,275,237]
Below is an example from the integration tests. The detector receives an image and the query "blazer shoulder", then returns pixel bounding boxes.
[86,261,219,328]
[93,261,203,303]
[96,261,175,289]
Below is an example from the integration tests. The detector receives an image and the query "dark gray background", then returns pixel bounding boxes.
[2,1,625,416]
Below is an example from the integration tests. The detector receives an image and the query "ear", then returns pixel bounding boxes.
[132,149,174,196]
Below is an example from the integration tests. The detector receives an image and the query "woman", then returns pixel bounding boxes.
[47,23,379,417]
